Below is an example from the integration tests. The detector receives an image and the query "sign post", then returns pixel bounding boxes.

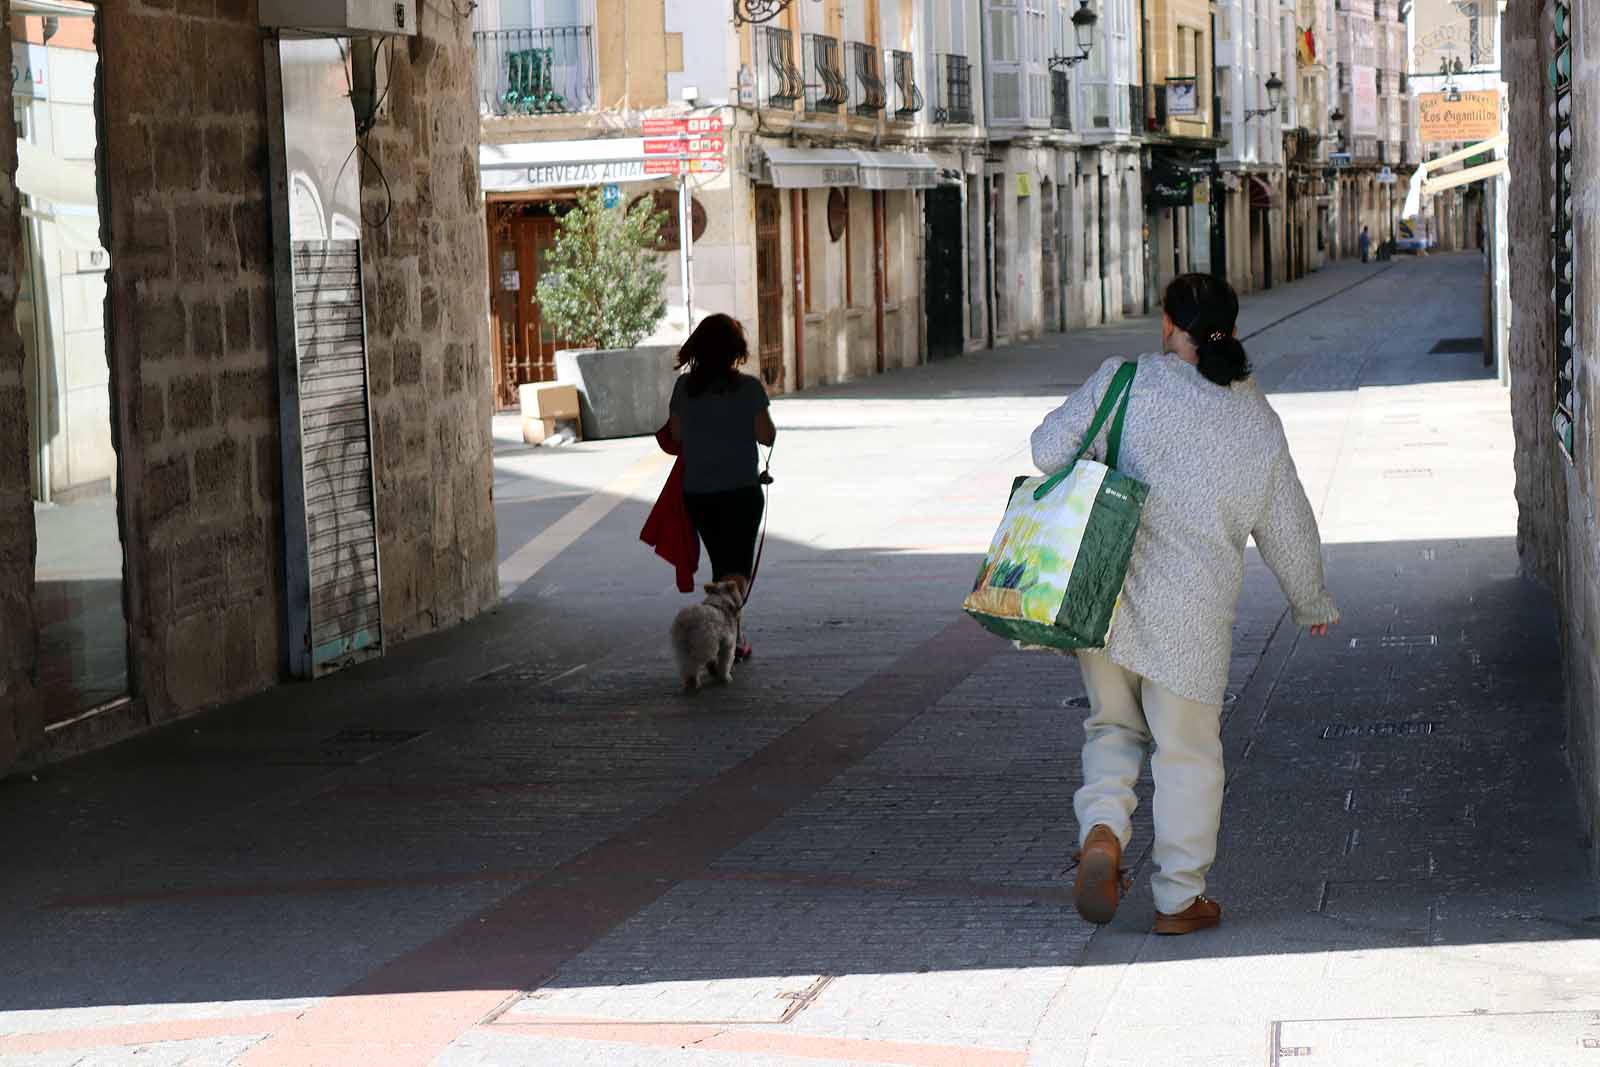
[641,117,726,332]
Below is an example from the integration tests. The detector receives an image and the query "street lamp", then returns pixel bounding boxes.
[1049,0,1099,70]
[1330,106,1345,123]
[1244,73,1284,121]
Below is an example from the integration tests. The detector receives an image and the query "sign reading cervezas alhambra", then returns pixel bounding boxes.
[1417,89,1501,143]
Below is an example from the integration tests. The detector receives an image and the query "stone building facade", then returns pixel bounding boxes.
[0,0,497,771]
[1505,0,1598,878]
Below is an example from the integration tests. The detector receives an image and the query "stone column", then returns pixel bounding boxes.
[0,0,43,765]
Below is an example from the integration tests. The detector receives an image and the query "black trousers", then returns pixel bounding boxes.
[684,486,765,582]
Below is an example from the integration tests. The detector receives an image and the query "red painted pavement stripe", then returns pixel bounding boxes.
[487,1019,1028,1066]
[0,1012,301,1055]
[236,619,996,1066]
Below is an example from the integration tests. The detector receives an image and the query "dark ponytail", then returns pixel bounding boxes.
[1162,273,1252,387]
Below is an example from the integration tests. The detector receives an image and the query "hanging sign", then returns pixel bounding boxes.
[1165,77,1198,116]
[1417,89,1500,143]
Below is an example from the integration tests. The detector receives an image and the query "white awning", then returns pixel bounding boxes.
[15,139,97,209]
[760,147,860,189]
[479,137,660,194]
[854,151,938,190]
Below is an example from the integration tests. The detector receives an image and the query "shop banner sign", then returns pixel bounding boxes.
[1417,89,1500,143]
[1352,66,1379,137]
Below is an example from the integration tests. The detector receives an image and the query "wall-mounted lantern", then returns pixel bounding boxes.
[1049,0,1099,70]
[1244,73,1284,122]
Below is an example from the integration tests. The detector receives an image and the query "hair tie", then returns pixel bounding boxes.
[1207,331,1226,343]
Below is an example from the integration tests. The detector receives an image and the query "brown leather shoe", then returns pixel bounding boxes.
[1073,825,1126,925]
[1153,895,1222,935]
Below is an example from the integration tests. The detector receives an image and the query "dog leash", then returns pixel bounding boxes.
[745,440,775,603]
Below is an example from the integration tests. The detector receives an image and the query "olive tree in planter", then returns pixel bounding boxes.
[535,190,676,440]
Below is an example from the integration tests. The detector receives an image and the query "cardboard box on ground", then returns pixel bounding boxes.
[520,383,583,445]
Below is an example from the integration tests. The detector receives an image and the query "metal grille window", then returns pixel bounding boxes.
[803,33,849,113]
[474,26,596,116]
[850,42,887,116]
[1552,0,1576,456]
[890,49,922,121]
[756,26,803,109]
[935,53,974,123]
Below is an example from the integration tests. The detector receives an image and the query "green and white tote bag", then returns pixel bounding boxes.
[963,361,1148,651]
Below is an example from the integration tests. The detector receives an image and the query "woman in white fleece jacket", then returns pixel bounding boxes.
[1030,272,1339,936]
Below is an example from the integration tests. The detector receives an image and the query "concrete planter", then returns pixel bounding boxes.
[555,345,677,441]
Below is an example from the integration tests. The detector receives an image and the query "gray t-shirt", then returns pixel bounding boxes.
[670,373,770,494]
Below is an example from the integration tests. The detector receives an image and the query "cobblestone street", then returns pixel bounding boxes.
[2,254,1595,1066]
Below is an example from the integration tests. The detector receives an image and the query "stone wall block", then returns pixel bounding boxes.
[232,203,270,273]
[220,366,272,422]
[135,290,188,360]
[254,435,279,506]
[205,206,239,274]
[144,455,192,531]
[190,300,223,360]
[193,436,244,507]
[225,288,251,352]
[168,374,215,433]
[138,383,166,447]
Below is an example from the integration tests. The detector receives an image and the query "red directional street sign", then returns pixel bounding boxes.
[643,158,728,176]
[643,139,683,155]
[641,116,725,137]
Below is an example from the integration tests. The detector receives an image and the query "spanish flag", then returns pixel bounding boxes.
[1298,29,1316,65]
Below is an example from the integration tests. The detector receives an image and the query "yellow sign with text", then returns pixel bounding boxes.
[1418,89,1501,143]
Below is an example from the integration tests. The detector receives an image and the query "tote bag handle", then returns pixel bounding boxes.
[1033,361,1137,502]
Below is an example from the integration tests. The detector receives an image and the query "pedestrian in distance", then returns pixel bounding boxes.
[662,313,777,662]
[1359,225,1372,263]
[1030,273,1340,935]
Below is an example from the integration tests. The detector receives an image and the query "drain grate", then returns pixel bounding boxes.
[1319,721,1440,740]
[1348,634,1437,649]
[1429,336,1484,354]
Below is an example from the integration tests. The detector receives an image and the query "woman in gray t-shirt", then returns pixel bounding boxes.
[665,314,777,659]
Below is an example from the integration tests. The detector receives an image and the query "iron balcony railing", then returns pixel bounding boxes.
[850,41,887,117]
[890,49,922,121]
[802,33,849,114]
[755,25,803,109]
[476,26,596,116]
[1050,70,1072,129]
[932,53,973,124]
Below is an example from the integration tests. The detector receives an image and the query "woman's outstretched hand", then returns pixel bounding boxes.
[1308,622,1334,638]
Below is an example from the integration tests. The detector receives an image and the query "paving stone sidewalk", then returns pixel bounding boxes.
[1,254,1594,1067]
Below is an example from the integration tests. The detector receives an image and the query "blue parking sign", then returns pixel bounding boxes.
[602,183,621,209]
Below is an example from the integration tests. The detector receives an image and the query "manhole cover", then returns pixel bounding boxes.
[1319,721,1440,740]
[1429,336,1483,354]
[1063,691,1237,709]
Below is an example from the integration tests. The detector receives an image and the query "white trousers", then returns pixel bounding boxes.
[1074,651,1224,915]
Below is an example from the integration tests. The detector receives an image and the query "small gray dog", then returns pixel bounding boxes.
[671,578,746,692]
